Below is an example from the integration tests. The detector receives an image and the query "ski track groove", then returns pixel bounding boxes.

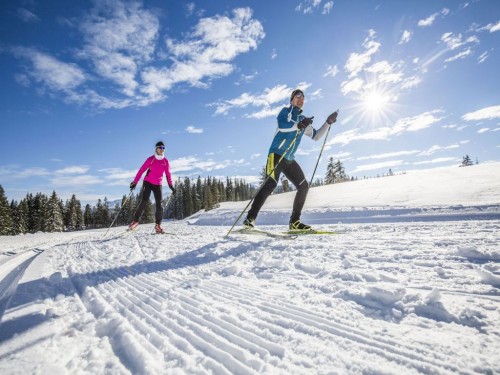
[80,242,262,374]
[53,230,491,374]
[198,280,464,374]
[78,246,232,374]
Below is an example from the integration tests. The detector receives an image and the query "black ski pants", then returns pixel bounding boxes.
[134,181,163,224]
[248,153,309,223]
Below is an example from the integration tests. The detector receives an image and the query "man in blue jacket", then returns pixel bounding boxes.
[244,89,338,230]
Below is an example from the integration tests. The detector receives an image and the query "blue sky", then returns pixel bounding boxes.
[1,0,499,205]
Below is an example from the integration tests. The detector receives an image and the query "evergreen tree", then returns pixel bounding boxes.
[0,185,13,235]
[45,191,65,232]
[32,193,48,232]
[461,154,473,167]
[143,198,155,223]
[325,157,337,184]
[192,183,201,213]
[334,160,347,181]
[282,178,290,192]
[10,200,20,235]
[17,199,29,234]
[204,180,213,211]
[84,204,93,229]
[184,177,193,217]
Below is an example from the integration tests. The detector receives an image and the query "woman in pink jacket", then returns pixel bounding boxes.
[129,141,176,234]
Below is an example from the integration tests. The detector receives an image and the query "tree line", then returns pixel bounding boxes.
[0,159,352,236]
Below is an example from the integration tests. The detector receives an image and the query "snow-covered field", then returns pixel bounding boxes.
[1,163,499,374]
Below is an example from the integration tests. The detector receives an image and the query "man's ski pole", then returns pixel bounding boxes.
[225,130,303,238]
[309,109,339,186]
[103,189,134,238]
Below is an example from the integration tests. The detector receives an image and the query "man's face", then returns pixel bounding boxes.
[291,92,304,108]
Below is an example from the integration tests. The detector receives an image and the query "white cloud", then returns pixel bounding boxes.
[12,47,86,92]
[344,30,380,77]
[418,8,449,27]
[55,166,90,174]
[250,153,261,159]
[441,32,479,50]
[399,30,412,44]
[323,64,339,77]
[412,157,457,165]
[11,5,265,110]
[340,78,364,95]
[350,160,404,174]
[391,110,444,134]
[322,1,334,14]
[210,82,311,117]
[401,76,422,89]
[271,48,277,59]
[444,48,472,63]
[50,175,101,187]
[418,12,438,27]
[170,156,245,173]
[478,51,489,64]
[186,126,204,134]
[79,0,159,97]
[476,20,500,33]
[16,8,39,23]
[462,105,500,121]
[331,110,443,146]
[357,150,420,161]
[419,144,459,156]
[148,7,265,96]
[478,128,490,133]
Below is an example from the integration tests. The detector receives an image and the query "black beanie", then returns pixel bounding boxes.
[155,141,164,148]
[290,89,304,102]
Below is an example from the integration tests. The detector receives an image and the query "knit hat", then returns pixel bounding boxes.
[155,141,165,148]
[290,89,304,102]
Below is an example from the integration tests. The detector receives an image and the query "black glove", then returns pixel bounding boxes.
[169,185,176,195]
[130,182,137,190]
[326,111,338,125]
[298,116,314,130]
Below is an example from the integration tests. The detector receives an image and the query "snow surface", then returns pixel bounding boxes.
[1,162,499,374]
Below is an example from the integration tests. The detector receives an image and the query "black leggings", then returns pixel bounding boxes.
[248,153,309,222]
[134,181,163,224]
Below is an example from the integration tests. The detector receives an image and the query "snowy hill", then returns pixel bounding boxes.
[191,162,500,226]
[0,163,499,374]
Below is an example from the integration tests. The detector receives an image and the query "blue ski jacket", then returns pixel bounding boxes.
[269,105,327,160]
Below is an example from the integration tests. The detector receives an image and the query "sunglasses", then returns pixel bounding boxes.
[157,146,165,150]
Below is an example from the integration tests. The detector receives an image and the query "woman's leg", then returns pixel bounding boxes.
[282,160,309,223]
[133,181,153,222]
[151,184,163,224]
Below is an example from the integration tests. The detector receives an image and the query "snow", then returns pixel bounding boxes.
[1,162,499,374]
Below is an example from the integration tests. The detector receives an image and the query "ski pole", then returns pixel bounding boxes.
[309,109,339,186]
[103,188,134,238]
[225,129,304,238]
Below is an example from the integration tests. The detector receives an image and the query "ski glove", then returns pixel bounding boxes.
[298,116,314,130]
[169,185,176,195]
[130,182,137,190]
[326,111,338,125]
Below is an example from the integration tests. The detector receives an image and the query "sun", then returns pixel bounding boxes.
[363,90,389,112]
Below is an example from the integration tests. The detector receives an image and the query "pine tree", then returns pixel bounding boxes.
[461,154,473,167]
[325,157,336,184]
[45,191,65,232]
[0,185,13,235]
[17,199,29,234]
[84,204,93,229]
[184,177,193,217]
[10,200,20,235]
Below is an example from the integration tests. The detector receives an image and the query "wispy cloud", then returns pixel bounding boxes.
[55,166,90,174]
[477,51,489,64]
[418,8,449,27]
[209,82,312,117]
[331,110,444,145]
[11,3,265,110]
[323,64,339,77]
[295,0,334,15]
[350,160,404,174]
[462,105,500,121]
[419,144,459,156]
[398,30,412,44]
[16,8,40,23]
[412,157,458,165]
[186,126,203,134]
[170,156,245,173]
[344,30,380,78]
[357,150,420,161]
[444,48,472,63]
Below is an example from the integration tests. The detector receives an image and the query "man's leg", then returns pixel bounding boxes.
[247,153,282,221]
[283,160,309,223]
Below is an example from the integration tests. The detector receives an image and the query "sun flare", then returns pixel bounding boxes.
[363,91,389,112]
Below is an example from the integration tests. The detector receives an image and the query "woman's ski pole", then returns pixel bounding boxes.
[225,130,304,238]
[103,188,134,238]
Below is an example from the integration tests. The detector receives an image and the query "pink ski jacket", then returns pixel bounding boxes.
[133,155,173,187]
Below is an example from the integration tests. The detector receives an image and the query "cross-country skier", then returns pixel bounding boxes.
[243,89,338,230]
[129,141,176,234]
